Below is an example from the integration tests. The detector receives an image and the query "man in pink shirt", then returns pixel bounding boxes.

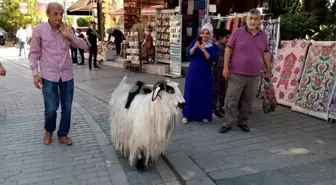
[29,2,88,145]
[219,9,272,134]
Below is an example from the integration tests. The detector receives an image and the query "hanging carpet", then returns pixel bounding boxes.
[271,40,311,106]
[291,41,336,120]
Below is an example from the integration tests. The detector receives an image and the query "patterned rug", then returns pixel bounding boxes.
[291,41,336,120]
[271,40,311,106]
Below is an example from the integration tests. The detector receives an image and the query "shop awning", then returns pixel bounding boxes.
[141,5,163,16]
[109,8,124,16]
[66,0,95,16]
[109,5,163,16]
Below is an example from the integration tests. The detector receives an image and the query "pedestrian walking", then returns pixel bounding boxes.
[219,9,272,133]
[70,27,78,64]
[28,2,88,145]
[0,28,5,46]
[106,27,125,56]
[86,21,101,70]
[182,22,218,124]
[76,28,85,65]
[212,29,230,118]
[0,62,6,76]
[16,26,28,56]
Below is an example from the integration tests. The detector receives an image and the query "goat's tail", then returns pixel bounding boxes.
[119,76,127,85]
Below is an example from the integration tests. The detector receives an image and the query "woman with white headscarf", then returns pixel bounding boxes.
[182,22,218,124]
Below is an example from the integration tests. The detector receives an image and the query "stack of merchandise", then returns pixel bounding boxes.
[168,15,182,77]
[124,31,140,71]
[155,9,175,62]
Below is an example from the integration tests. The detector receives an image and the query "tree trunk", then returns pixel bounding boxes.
[303,0,328,24]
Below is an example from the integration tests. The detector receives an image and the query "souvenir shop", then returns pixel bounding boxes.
[107,0,209,78]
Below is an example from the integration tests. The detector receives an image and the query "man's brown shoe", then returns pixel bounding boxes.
[43,131,52,145]
[218,126,232,134]
[58,136,73,145]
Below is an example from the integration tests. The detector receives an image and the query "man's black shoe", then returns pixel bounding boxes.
[237,124,250,132]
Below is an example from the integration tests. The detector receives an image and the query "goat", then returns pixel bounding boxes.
[108,76,185,172]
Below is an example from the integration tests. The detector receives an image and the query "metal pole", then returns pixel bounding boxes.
[64,0,67,22]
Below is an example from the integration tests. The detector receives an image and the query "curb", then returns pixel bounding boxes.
[73,101,130,185]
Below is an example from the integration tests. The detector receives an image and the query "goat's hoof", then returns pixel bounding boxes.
[136,159,145,173]
[136,167,145,173]
[182,117,188,124]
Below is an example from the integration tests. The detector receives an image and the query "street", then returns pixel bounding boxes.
[0,46,335,185]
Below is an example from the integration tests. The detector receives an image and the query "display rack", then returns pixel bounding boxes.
[164,14,182,78]
[155,9,175,64]
[124,31,141,71]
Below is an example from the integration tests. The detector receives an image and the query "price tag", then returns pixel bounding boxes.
[209,4,216,13]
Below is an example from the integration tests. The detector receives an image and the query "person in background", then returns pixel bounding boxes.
[86,21,100,70]
[106,27,125,55]
[141,25,154,59]
[212,29,231,118]
[76,28,85,65]
[16,26,28,56]
[0,28,5,45]
[29,2,88,145]
[70,27,78,64]
[219,9,271,134]
[182,23,218,124]
[131,16,144,42]
[0,62,6,76]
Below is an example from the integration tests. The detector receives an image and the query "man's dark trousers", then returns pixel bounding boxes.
[89,46,98,69]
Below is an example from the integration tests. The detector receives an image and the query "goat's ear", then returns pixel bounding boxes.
[152,85,162,101]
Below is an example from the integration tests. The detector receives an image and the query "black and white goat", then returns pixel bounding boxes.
[108,76,185,172]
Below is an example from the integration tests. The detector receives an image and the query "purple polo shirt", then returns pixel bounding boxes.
[227,26,270,76]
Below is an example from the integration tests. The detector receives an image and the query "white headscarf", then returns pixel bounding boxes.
[201,16,214,48]
[201,23,214,48]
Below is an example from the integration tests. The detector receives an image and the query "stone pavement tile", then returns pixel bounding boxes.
[164,151,207,181]
[185,177,216,185]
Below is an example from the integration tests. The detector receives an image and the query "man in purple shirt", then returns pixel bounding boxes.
[29,2,88,145]
[219,9,272,134]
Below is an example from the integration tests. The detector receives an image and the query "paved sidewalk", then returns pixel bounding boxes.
[1,48,336,185]
[0,61,129,185]
[0,55,180,185]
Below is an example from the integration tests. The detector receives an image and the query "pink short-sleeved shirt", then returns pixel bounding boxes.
[227,26,270,76]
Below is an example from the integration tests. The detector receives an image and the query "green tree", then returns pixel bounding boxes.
[280,11,317,40]
[65,16,74,26]
[0,0,38,32]
[269,0,302,17]
[77,16,92,27]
